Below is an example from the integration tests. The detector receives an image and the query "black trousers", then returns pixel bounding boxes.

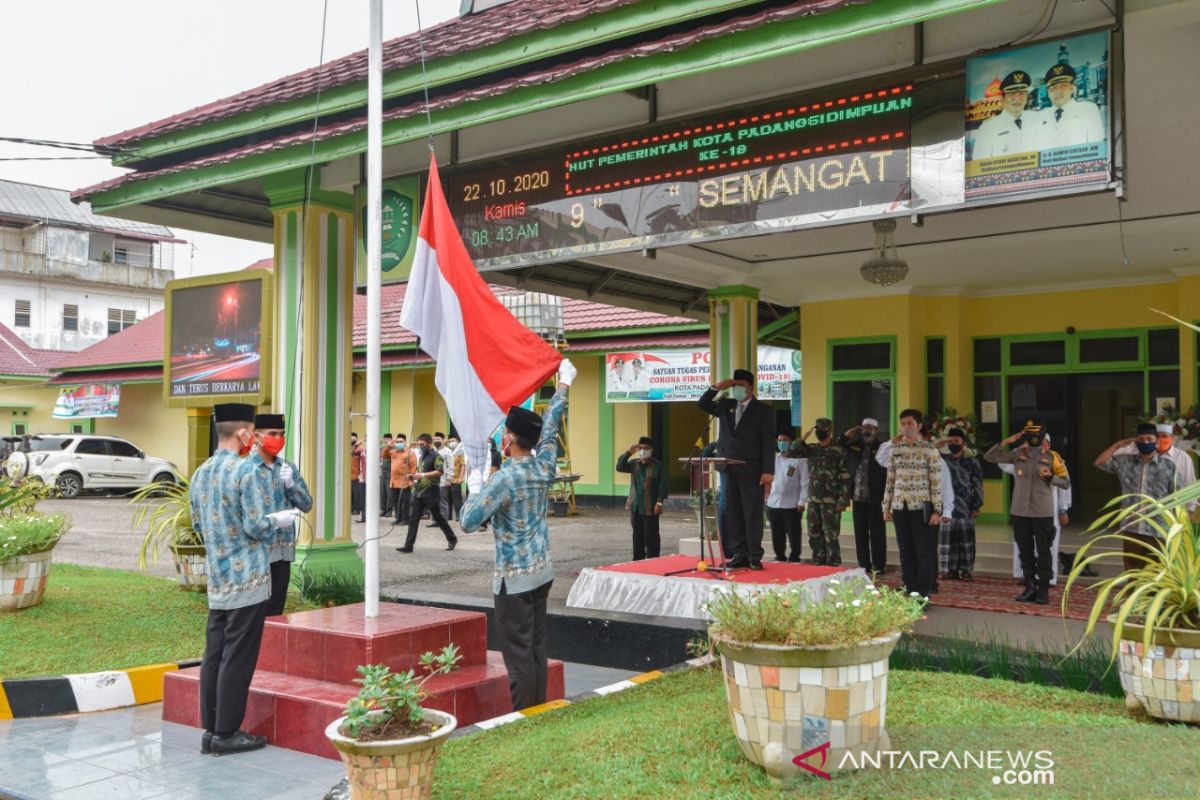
[1013,515,1055,588]
[767,507,803,561]
[390,487,411,523]
[350,481,365,517]
[404,493,457,548]
[439,486,454,520]
[450,484,464,519]
[853,500,887,572]
[892,508,937,598]
[723,466,766,563]
[200,600,268,737]
[494,580,552,712]
[379,464,390,508]
[631,512,661,560]
[264,560,291,617]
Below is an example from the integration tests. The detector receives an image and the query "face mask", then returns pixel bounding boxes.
[947,443,964,454]
[730,386,748,402]
[260,434,285,457]
[433,441,444,449]
[777,441,790,453]
[816,429,831,441]
[639,448,653,460]
[1158,436,1173,454]
[237,430,253,457]
[1137,440,1158,455]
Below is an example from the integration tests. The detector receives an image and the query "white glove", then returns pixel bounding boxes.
[467,467,485,497]
[558,358,577,387]
[266,509,300,529]
[280,463,295,489]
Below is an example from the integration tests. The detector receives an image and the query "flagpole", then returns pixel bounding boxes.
[364,0,383,619]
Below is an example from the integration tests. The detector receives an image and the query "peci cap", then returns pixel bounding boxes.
[1044,63,1076,87]
[1137,422,1159,436]
[732,368,755,384]
[638,436,654,446]
[214,403,256,424]
[948,427,966,439]
[999,70,1031,92]
[815,417,834,429]
[254,413,284,429]
[505,406,543,442]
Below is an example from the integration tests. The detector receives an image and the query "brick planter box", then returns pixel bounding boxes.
[0,546,54,612]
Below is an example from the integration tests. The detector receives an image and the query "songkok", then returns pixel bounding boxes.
[861,418,879,428]
[732,368,755,384]
[505,406,543,442]
[1045,63,1076,86]
[815,417,834,429]
[638,436,654,446]
[214,403,256,424]
[948,428,966,439]
[254,413,285,429]
[1137,422,1159,436]
[1157,424,1175,435]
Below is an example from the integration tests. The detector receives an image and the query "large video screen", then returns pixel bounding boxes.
[168,278,264,399]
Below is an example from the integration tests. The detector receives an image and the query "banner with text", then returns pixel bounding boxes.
[606,346,800,403]
[52,384,121,419]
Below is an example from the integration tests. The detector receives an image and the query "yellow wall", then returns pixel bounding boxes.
[568,356,603,492]
[94,383,189,470]
[612,401,649,489]
[0,380,59,436]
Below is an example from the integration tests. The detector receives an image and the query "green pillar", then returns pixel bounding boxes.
[708,285,760,383]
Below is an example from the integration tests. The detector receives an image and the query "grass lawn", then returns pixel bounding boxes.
[434,667,1200,799]
[0,564,313,678]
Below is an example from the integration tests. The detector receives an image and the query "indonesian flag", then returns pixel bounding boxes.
[400,154,563,456]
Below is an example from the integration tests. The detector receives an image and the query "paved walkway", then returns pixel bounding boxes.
[0,663,637,800]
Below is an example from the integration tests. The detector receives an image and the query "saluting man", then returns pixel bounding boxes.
[249,412,312,617]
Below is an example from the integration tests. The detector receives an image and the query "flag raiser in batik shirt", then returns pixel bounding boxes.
[247,451,313,564]
[460,386,566,595]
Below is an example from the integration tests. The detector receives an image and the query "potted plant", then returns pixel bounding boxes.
[1063,482,1200,723]
[706,577,924,780]
[131,472,206,591]
[0,478,69,612]
[325,645,462,799]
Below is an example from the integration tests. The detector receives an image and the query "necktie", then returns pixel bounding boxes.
[1055,109,1063,122]
[1015,118,1022,129]
[735,402,745,427]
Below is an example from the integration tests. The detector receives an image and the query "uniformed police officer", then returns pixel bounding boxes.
[972,70,1041,160]
[1036,63,1104,149]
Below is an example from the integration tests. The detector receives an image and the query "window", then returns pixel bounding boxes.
[14,299,30,328]
[62,303,79,333]
[107,307,137,335]
[74,439,108,455]
[1148,328,1179,367]
[1009,339,1065,367]
[831,342,891,372]
[109,440,141,458]
[926,337,946,414]
[12,423,27,436]
[69,423,87,434]
[29,437,72,452]
[114,246,128,264]
[830,339,894,433]
[974,338,1001,373]
[1078,336,1139,364]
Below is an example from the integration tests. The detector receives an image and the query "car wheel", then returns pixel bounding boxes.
[57,472,83,499]
[150,472,175,496]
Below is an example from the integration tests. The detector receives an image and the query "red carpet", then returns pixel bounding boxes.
[597,554,850,585]
[879,574,1104,621]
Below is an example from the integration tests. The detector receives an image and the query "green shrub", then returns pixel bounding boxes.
[0,513,68,560]
[341,646,462,741]
[706,576,925,647]
[294,563,365,607]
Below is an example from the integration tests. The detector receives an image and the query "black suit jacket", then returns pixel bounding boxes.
[838,434,888,504]
[697,388,776,476]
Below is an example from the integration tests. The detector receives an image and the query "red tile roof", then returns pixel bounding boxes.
[96,0,643,149]
[54,311,164,371]
[48,367,163,386]
[77,0,853,203]
[0,322,61,378]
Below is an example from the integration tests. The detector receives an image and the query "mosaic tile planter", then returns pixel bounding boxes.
[170,544,207,592]
[0,546,55,612]
[326,709,457,800]
[711,628,902,780]
[1112,615,1200,723]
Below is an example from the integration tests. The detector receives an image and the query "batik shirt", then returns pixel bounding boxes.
[1098,453,1177,537]
[882,439,944,514]
[189,449,275,611]
[941,453,984,519]
[248,451,313,564]
[412,449,445,498]
[461,387,566,595]
[791,441,851,507]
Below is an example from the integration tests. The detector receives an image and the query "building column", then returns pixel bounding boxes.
[267,171,359,577]
[184,407,211,478]
[707,285,759,384]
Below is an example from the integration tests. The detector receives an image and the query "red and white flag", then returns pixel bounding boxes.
[400,154,562,454]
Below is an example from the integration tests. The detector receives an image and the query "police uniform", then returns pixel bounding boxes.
[1036,64,1104,149]
[972,71,1042,159]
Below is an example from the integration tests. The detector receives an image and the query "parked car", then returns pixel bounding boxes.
[3,434,178,499]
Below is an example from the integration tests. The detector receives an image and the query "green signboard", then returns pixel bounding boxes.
[355,175,421,286]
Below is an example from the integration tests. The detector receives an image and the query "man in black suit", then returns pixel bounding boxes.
[698,368,776,569]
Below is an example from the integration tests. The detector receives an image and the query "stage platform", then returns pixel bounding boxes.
[566,555,867,622]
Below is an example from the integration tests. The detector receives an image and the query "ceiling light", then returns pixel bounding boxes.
[860,219,908,287]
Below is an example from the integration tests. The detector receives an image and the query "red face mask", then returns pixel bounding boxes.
[1157,434,1173,454]
[237,431,253,457]
[260,433,286,457]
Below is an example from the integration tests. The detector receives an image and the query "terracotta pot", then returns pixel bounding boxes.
[1110,614,1200,723]
[170,543,207,592]
[711,628,902,779]
[0,546,54,612]
[325,708,457,800]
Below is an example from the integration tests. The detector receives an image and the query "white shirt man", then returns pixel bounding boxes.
[1036,64,1104,150]
[972,70,1042,159]
[1113,423,1198,511]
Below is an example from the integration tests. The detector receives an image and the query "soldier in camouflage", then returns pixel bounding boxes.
[791,417,852,566]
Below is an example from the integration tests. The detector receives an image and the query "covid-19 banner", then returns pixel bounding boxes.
[965,30,1110,200]
[605,346,800,403]
[52,384,121,419]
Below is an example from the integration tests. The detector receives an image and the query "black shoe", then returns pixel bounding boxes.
[788,556,802,563]
[773,556,787,562]
[826,559,842,567]
[748,561,764,571]
[211,730,267,756]
[446,539,457,551]
[726,557,750,569]
[380,512,391,518]
[812,557,826,567]
[1015,583,1037,603]
[396,546,414,553]
[1035,587,1050,605]
[201,731,213,755]
[959,570,973,581]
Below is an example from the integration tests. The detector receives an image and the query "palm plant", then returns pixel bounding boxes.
[130,471,202,569]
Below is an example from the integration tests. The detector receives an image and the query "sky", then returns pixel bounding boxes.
[1,0,461,277]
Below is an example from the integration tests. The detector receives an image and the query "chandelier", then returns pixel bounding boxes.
[859,219,908,287]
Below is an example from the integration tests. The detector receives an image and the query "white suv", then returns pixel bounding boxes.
[3,434,178,499]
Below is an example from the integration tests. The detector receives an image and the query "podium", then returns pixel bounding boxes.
[678,456,744,575]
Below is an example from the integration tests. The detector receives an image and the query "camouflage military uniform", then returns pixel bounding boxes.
[792,421,852,565]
